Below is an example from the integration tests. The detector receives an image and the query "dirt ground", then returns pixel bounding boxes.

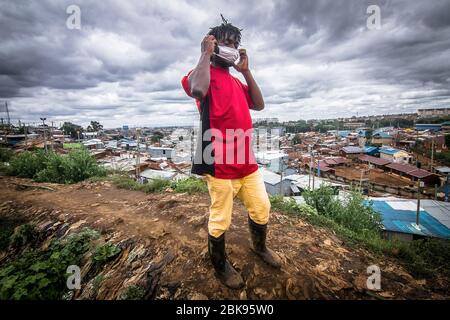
[335,165,412,187]
[0,176,448,300]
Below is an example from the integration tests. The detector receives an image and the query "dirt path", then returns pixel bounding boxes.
[0,176,448,299]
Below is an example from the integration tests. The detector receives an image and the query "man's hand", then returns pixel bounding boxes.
[233,49,249,73]
[201,35,217,56]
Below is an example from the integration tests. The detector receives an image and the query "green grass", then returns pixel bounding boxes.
[270,188,450,279]
[101,174,207,194]
[171,177,208,194]
[63,143,83,150]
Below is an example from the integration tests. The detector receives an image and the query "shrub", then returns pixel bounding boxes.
[8,150,47,179]
[172,177,208,194]
[92,243,121,267]
[8,150,106,184]
[303,186,382,233]
[270,191,450,279]
[0,217,25,251]
[0,228,99,300]
[0,147,14,162]
[119,286,145,300]
[10,224,39,248]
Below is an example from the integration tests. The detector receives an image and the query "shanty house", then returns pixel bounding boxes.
[379,147,412,164]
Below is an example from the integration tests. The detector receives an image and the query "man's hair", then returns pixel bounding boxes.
[208,14,242,45]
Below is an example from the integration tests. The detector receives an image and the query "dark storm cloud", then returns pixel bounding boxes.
[1,0,449,126]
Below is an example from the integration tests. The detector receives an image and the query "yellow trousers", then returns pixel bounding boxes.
[205,169,271,238]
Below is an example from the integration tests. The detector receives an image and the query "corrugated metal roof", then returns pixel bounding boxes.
[435,166,450,174]
[369,199,450,239]
[260,167,282,185]
[341,146,364,154]
[373,132,392,139]
[385,163,434,178]
[359,155,391,166]
[379,147,402,155]
[363,146,379,153]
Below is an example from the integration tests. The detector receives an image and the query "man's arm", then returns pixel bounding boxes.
[234,49,265,111]
[188,35,217,99]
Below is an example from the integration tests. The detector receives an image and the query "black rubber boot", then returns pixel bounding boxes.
[248,217,282,268]
[208,233,244,289]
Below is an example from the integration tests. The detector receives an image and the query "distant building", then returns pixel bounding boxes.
[337,130,351,138]
[379,147,412,164]
[370,197,450,241]
[253,117,280,125]
[363,146,379,156]
[441,121,450,132]
[82,132,98,139]
[260,167,295,196]
[255,150,288,173]
[415,123,442,132]
[344,122,365,129]
[148,147,174,159]
[340,146,365,159]
[82,139,104,150]
[417,108,450,118]
[371,131,393,146]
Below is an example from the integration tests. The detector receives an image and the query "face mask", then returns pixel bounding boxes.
[214,45,240,65]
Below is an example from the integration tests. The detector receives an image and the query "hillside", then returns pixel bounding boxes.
[0,175,448,300]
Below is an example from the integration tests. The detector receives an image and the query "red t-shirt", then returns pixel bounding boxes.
[181,64,258,179]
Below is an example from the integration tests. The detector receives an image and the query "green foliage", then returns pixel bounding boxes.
[8,150,47,178]
[270,191,450,279]
[86,121,103,133]
[109,175,170,193]
[109,175,207,194]
[150,131,164,143]
[92,243,121,267]
[292,134,302,145]
[302,186,382,233]
[119,286,145,300]
[63,143,83,150]
[172,177,208,194]
[142,178,171,193]
[0,147,14,162]
[7,149,106,184]
[0,228,99,300]
[92,274,104,295]
[60,122,84,139]
[445,134,450,148]
[10,224,39,248]
[0,217,25,251]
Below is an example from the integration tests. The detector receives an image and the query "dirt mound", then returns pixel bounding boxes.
[0,176,447,299]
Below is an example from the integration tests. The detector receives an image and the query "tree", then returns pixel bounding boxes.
[445,134,450,149]
[86,121,103,132]
[151,131,164,144]
[60,122,84,139]
[292,134,302,145]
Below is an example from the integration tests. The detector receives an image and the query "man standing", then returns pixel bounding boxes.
[181,16,281,289]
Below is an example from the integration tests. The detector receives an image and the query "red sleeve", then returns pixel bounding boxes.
[181,69,194,98]
[236,78,254,109]
[181,70,201,112]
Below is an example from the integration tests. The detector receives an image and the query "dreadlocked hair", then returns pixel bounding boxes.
[208,14,242,45]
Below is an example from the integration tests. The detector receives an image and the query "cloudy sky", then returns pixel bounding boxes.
[1,0,450,128]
